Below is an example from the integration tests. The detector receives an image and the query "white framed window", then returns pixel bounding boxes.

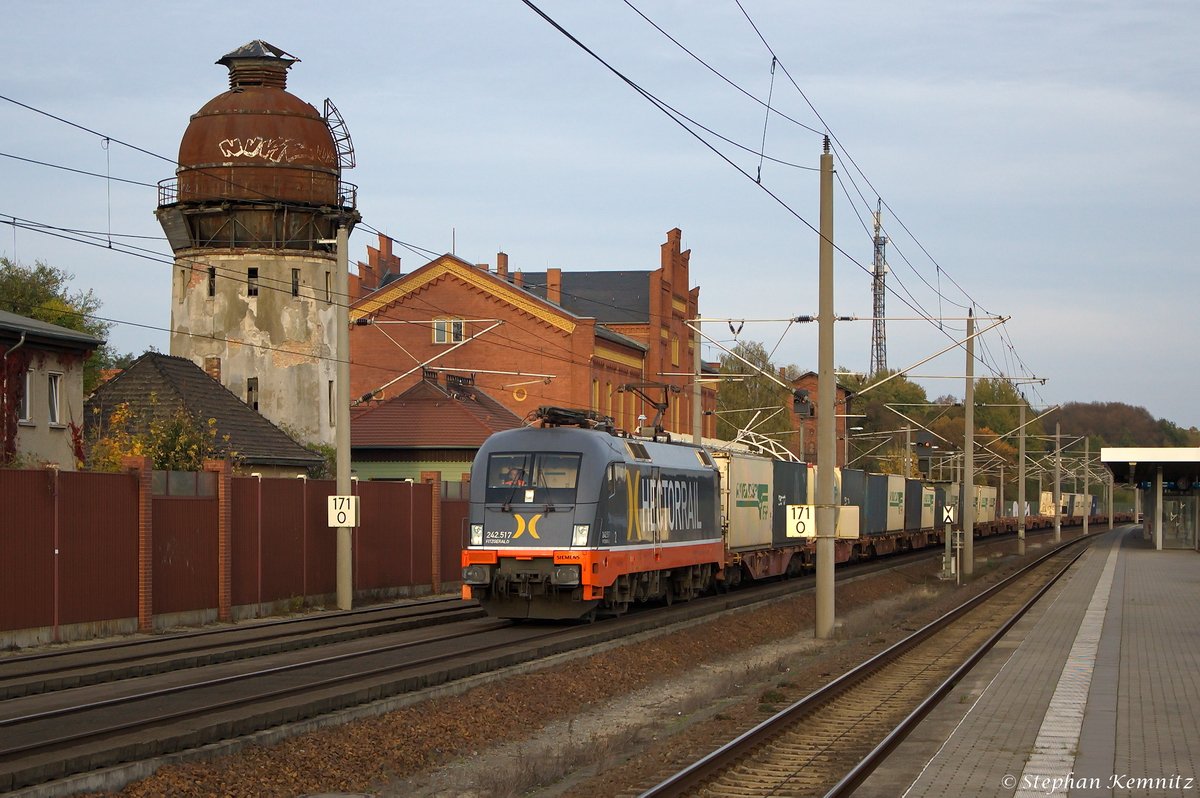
[47,372,62,426]
[17,370,30,422]
[433,318,465,344]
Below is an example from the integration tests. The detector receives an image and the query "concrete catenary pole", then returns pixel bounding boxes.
[336,223,353,611]
[1108,466,1113,530]
[963,309,975,575]
[1054,422,1062,544]
[1155,466,1163,550]
[1018,403,1026,555]
[1083,437,1090,535]
[815,137,836,639]
[692,318,702,445]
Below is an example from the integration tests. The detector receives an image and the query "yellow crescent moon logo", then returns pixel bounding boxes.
[512,514,542,539]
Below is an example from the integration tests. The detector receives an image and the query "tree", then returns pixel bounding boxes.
[0,257,131,393]
[714,340,797,445]
[840,369,930,473]
[88,399,227,472]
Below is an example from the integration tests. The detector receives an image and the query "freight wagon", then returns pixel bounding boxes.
[462,408,1121,620]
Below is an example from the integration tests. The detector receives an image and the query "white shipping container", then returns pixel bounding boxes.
[972,485,998,524]
[921,487,936,529]
[715,452,775,549]
[886,475,906,532]
[1039,491,1055,516]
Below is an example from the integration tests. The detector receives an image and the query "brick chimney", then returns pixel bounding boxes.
[514,269,524,287]
[547,268,562,305]
[204,356,222,382]
[476,263,490,271]
[497,252,509,279]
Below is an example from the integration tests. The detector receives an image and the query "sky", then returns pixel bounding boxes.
[1,1,1197,426]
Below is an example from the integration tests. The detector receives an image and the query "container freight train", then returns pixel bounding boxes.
[460,408,1106,620]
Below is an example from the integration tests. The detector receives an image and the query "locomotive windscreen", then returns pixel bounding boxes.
[486,452,581,504]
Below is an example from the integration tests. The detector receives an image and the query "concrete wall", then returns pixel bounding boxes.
[170,251,337,447]
[16,353,86,469]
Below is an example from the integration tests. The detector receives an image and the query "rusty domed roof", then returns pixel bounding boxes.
[174,42,339,206]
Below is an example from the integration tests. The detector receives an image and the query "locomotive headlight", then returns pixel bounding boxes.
[470,524,484,546]
[552,565,581,586]
[572,524,590,546]
[462,564,492,585]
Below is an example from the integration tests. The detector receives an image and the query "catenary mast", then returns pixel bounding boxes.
[870,199,888,377]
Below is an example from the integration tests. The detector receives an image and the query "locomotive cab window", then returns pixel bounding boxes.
[486,452,581,504]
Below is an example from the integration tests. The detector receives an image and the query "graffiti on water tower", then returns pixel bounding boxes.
[217,137,335,166]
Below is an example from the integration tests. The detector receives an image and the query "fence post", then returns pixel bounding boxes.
[422,470,442,594]
[204,459,233,623]
[122,455,153,632]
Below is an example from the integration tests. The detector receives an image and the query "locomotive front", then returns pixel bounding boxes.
[461,418,723,620]
[461,426,614,619]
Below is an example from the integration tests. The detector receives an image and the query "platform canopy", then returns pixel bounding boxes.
[1101,447,1200,489]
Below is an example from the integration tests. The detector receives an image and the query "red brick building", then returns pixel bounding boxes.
[790,371,855,466]
[349,229,716,438]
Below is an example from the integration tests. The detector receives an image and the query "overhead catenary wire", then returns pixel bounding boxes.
[520,0,1024,385]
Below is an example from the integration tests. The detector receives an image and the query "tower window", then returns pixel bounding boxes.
[433,318,464,344]
[291,268,300,297]
[325,272,332,303]
[328,380,335,426]
[246,377,259,411]
[247,267,259,297]
[207,266,216,298]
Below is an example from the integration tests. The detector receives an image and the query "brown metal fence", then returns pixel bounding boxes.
[231,477,306,609]
[0,470,55,632]
[1,469,452,637]
[152,495,219,615]
[355,480,434,591]
[58,471,138,625]
[441,499,468,586]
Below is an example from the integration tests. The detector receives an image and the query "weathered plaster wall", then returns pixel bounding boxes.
[170,251,338,446]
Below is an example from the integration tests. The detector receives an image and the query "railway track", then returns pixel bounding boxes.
[634,531,1099,798]
[0,524,1087,794]
[0,596,484,701]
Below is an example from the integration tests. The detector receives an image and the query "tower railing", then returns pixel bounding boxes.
[157,177,358,209]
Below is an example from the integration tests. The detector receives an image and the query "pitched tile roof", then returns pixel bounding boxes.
[351,376,526,450]
[520,271,652,324]
[85,353,324,467]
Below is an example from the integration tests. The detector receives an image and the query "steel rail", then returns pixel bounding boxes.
[636,530,1101,798]
[0,595,465,668]
[0,619,514,735]
[0,620,575,764]
[822,542,1091,797]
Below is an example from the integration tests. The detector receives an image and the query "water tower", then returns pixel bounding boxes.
[156,40,359,445]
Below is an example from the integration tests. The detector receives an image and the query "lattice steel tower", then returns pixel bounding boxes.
[869,199,889,377]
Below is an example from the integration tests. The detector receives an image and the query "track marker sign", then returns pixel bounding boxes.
[942,505,956,524]
[328,495,360,528]
[787,504,815,537]
[786,505,861,539]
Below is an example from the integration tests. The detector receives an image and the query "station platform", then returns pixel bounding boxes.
[856,525,1200,798]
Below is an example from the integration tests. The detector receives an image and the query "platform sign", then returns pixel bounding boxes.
[942,505,956,524]
[786,505,860,539]
[328,495,360,528]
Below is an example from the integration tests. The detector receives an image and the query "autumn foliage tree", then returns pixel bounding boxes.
[88,400,226,472]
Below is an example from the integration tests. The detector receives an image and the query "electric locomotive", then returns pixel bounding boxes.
[460,407,724,620]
